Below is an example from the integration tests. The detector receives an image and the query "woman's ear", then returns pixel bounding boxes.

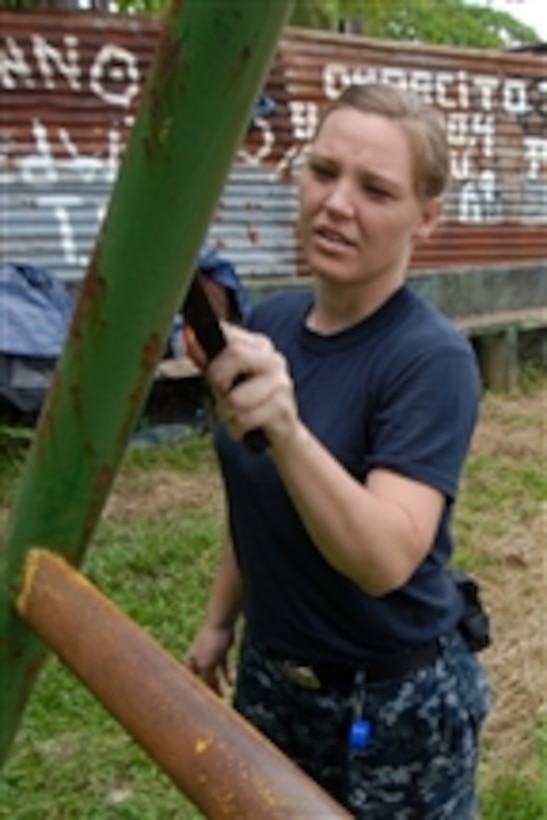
[415,196,444,242]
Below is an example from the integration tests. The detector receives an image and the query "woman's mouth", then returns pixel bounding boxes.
[313,227,356,253]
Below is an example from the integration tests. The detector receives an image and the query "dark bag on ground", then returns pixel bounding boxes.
[450,569,491,653]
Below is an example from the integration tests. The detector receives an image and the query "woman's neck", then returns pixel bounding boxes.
[307,276,404,335]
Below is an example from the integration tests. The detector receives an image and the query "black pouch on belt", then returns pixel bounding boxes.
[450,569,492,653]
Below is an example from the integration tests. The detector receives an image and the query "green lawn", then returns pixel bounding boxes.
[1,384,546,818]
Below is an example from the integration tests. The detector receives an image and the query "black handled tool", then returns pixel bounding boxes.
[183,275,268,453]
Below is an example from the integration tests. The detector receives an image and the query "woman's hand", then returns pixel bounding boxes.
[183,322,208,370]
[185,621,236,696]
[200,323,300,452]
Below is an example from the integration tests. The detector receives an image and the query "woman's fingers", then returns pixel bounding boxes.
[184,321,297,448]
[183,323,209,370]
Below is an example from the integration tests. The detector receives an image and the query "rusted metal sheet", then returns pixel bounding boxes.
[15,549,351,818]
[1,11,159,280]
[276,28,547,272]
[1,10,546,284]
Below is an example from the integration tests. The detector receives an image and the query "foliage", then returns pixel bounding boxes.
[1,0,541,48]
[316,0,540,47]
[288,0,332,29]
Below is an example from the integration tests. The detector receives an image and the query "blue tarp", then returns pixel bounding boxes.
[0,252,250,415]
[0,263,75,359]
[0,263,75,414]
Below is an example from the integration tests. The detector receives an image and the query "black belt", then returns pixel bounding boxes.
[269,639,445,690]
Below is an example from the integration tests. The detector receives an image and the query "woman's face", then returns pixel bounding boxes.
[298,107,441,293]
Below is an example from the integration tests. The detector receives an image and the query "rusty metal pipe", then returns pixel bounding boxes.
[16,549,351,819]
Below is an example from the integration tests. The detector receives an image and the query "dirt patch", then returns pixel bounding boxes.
[468,389,546,781]
[104,468,224,524]
[472,389,545,460]
[479,511,546,781]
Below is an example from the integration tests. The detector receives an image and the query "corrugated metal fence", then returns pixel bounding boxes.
[1,10,546,286]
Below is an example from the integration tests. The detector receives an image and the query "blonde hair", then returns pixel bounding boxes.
[318,83,450,200]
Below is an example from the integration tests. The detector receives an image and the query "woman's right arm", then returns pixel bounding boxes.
[185,520,243,695]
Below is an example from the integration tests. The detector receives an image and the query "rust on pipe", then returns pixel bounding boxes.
[16,550,351,819]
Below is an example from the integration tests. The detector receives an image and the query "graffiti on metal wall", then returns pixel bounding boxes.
[284,63,547,224]
[1,33,140,105]
[1,25,546,276]
[1,33,140,268]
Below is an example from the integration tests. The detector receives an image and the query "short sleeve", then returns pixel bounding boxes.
[367,345,481,500]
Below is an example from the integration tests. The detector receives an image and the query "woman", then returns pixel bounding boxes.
[185,83,491,818]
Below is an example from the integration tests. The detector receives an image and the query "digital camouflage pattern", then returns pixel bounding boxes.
[234,632,491,819]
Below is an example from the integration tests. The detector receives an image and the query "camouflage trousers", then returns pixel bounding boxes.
[233,632,491,819]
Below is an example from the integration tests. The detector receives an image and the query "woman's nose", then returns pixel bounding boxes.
[324,179,355,217]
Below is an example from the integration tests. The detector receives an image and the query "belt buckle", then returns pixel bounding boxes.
[277,660,321,689]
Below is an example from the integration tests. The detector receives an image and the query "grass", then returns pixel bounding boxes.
[0,434,213,819]
[1,384,546,818]
[480,717,547,820]
[454,452,547,565]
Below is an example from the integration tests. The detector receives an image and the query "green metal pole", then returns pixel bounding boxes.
[0,0,293,767]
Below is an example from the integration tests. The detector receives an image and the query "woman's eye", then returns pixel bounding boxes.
[364,185,390,200]
[310,162,335,180]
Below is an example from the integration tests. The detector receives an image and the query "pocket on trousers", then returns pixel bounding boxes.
[439,635,492,754]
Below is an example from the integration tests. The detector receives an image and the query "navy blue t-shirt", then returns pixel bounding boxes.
[215,284,481,664]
